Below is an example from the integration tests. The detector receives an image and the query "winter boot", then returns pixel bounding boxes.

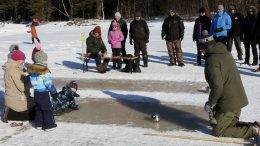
[97,65,106,73]
[135,57,141,73]
[178,63,185,67]
[117,58,122,69]
[102,58,111,71]
[143,56,148,67]
[112,62,116,69]
[1,106,10,123]
[252,60,258,66]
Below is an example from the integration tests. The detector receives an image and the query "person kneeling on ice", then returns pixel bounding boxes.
[198,30,260,138]
[27,50,58,131]
[52,81,80,114]
[86,26,110,73]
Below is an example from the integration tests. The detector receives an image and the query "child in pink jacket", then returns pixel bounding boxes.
[108,21,124,69]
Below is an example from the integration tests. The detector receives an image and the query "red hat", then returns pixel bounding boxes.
[11,50,26,61]
[93,26,101,33]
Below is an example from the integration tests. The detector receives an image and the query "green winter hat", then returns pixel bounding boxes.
[34,50,48,64]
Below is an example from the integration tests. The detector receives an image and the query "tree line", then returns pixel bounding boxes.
[0,0,259,22]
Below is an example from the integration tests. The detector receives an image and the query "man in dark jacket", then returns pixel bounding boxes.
[162,9,185,67]
[255,10,260,72]
[108,12,128,62]
[227,5,244,60]
[242,6,258,65]
[129,11,150,72]
[193,7,211,66]
[198,30,260,138]
[86,26,110,73]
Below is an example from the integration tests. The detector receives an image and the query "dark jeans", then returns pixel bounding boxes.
[134,40,148,66]
[196,42,202,64]
[214,36,228,46]
[121,40,126,57]
[32,37,40,43]
[89,53,102,66]
[244,40,258,64]
[228,36,243,59]
[34,91,56,129]
[112,48,122,67]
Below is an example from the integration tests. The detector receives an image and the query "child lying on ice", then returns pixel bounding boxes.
[52,81,80,115]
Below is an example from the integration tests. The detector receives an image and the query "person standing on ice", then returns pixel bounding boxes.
[129,11,149,72]
[108,21,124,69]
[227,4,244,60]
[242,6,258,66]
[27,50,58,131]
[198,30,260,138]
[86,26,110,73]
[27,21,40,44]
[254,10,260,72]
[108,12,128,63]
[210,4,231,45]
[162,9,185,67]
[193,7,211,66]
[2,50,35,123]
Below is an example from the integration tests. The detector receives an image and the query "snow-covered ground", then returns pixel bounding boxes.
[0,20,259,146]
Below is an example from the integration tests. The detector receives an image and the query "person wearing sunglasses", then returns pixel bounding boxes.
[242,6,258,66]
[210,4,232,45]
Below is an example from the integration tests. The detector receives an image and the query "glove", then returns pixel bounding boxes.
[130,39,133,45]
[204,101,214,113]
[214,27,224,33]
[161,35,166,40]
[146,39,149,43]
[180,36,184,41]
[52,92,59,99]
[111,40,117,45]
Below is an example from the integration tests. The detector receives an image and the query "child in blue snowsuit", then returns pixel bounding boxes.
[27,50,58,131]
[52,81,80,113]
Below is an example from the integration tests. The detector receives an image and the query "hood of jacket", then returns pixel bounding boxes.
[27,64,49,75]
[2,59,23,72]
[206,42,228,55]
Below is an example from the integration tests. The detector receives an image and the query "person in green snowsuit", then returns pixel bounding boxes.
[198,30,260,138]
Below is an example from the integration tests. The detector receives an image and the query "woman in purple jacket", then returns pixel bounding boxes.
[108,21,124,69]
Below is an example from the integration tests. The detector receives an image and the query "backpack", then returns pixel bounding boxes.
[122,54,138,73]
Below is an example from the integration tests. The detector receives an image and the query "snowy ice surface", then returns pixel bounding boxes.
[0,21,259,146]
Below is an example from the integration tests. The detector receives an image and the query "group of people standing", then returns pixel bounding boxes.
[193,4,260,71]
[86,10,186,73]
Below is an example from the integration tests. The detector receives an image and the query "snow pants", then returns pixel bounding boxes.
[166,40,183,65]
[244,40,258,64]
[112,48,122,68]
[134,40,148,67]
[34,91,56,129]
[213,109,258,138]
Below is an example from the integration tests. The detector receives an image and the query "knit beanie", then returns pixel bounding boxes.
[93,26,101,33]
[112,20,119,27]
[114,12,121,18]
[135,11,142,17]
[11,50,26,61]
[9,44,19,52]
[197,30,216,49]
[35,43,41,50]
[34,50,48,64]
